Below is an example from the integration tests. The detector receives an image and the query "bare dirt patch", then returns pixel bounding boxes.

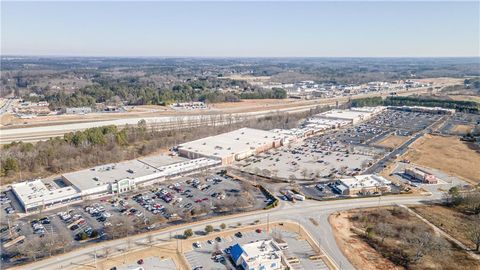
[375,135,410,149]
[403,134,480,184]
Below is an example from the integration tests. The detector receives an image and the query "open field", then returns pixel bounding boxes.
[211,98,300,110]
[330,207,480,270]
[451,124,474,134]
[221,74,271,82]
[374,135,410,149]
[410,205,478,251]
[403,134,480,184]
[449,95,480,104]
[416,77,465,86]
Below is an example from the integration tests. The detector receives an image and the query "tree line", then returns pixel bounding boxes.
[351,96,479,113]
[0,106,326,184]
[24,76,287,109]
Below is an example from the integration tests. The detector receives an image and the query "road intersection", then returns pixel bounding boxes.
[14,190,442,270]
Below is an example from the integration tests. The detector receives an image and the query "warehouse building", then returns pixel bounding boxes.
[177,128,283,164]
[333,174,391,195]
[11,180,81,213]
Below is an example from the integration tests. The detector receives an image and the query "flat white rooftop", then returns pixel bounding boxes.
[339,174,391,189]
[241,240,280,258]
[317,109,372,121]
[12,180,80,208]
[178,127,282,158]
[63,160,160,192]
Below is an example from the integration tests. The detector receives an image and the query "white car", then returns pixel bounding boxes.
[193,241,201,248]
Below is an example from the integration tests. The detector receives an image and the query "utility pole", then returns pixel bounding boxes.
[7,218,12,238]
[267,214,270,233]
[94,248,97,269]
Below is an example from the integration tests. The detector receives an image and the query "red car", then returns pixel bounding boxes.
[137,259,144,265]
[256,228,262,233]
[202,198,209,201]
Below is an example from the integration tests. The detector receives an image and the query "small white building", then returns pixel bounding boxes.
[231,239,286,270]
[65,107,92,114]
[334,174,391,195]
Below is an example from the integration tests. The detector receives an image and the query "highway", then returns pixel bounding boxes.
[13,191,441,270]
[0,102,329,144]
[0,88,430,144]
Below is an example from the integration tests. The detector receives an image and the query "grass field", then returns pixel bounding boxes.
[374,135,410,149]
[449,95,480,104]
[403,134,480,184]
[451,124,474,135]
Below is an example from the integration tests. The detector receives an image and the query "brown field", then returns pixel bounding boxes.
[375,135,410,149]
[449,95,480,104]
[451,124,474,134]
[330,207,480,270]
[403,134,480,184]
[410,205,478,250]
[416,77,465,86]
[222,74,271,82]
[211,98,302,110]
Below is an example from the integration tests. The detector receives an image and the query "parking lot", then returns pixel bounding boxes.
[0,170,269,265]
[240,139,377,180]
[439,112,480,135]
[185,228,329,270]
[239,109,445,181]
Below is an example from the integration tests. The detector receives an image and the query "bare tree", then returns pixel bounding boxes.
[468,215,480,252]
[402,231,446,264]
[20,238,43,261]
[374,222,393,244]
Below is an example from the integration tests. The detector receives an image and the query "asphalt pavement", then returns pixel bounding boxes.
[14,191,442,270]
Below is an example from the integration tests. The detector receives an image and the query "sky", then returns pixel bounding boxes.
[1,1,479,57]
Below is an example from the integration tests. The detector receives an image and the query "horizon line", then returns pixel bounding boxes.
[2,54,480,59]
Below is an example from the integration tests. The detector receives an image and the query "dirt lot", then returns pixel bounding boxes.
[375,135,410,149]
[403,134,480,184]
[330,207,480,270]
[451,124,474,134]
[329,211,400,270]
[410,205,478,250]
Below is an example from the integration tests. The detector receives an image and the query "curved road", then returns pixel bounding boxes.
[14,191,440,270]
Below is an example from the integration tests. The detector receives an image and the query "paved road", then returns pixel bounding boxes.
[0,88,430,144]
[0,102,327,144]
[13,191,441,270]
